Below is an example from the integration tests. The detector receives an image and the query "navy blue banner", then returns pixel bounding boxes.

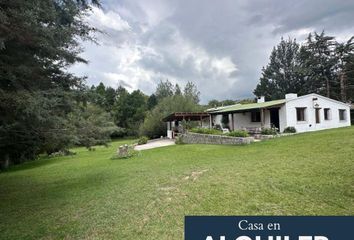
[185,216,353,240]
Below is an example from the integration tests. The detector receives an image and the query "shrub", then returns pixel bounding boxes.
[283,126,296,133]
[189,128,223,135]
[261,127,278,135]
[110,127,127,138]
[226,130,249,137]
[137,136,149,145]
[175,136,184,145]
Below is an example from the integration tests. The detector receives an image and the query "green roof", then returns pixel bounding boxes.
[207,99,286,114]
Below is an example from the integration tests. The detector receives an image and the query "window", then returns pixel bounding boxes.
[315,108,320,123]
[324,108,330,120]
[296,108,306,121]
[339,109,346,121]
[251,111,261,122]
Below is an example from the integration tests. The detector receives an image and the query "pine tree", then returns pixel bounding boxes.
[254,38,304,100]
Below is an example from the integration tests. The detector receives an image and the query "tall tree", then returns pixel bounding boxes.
[174,83,182,95]
[254,38,304,100]
[147,94,158,110]
[184,81,200,104]
[335,37,354,102]
[113,89,147,135]
[0,0,102,166]
[301,32,338,98]
[155,79,174,100]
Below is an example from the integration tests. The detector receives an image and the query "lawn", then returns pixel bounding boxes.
[0,127,353,239]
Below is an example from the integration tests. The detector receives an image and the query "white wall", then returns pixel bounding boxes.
[284,94,351,133]
[212,111,272,130]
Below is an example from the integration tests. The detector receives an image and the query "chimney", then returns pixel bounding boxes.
[285,93,298,100]
[257,96,265,103]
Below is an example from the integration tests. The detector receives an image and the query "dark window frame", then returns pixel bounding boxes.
[339,109,346,121]
[296,107,306,122]
[324,108,330,120]
[251,111,261,122]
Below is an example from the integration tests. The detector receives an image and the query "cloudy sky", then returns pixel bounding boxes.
[70,0,354,103]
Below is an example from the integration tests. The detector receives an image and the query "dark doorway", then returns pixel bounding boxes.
[315,108,320,123]
[270,108,280,130]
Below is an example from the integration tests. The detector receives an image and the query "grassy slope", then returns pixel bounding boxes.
[0,127,353,239]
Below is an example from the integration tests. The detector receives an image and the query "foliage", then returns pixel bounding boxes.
[174,84,182,95]
[90,83,117,111]
[1,128,353,238]
[283,126,297,133]
[113,89,147,135]
[261,127,278,135]
[221,114,229,128]
[254,32,354,102]
[183,81,200,104]
[180,119,199,130]
[68,104,118,149]
[174,136,184,144]
[189,128,223,135]
[139,95,202,138]
[155,79,174,100]
[207,99,254,108]
[147,94,158,110]
[254,38,305,100]
[110,127,128,138]
[0,0,101,165]
[226,130,249,137]
[137,136,149,145]
[301,32,338,98]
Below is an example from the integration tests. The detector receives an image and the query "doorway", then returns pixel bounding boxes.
[315,108,321,124]
[270,108,280,130]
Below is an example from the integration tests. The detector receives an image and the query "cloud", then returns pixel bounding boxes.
[70,0,354,103]
[86,6,131,32]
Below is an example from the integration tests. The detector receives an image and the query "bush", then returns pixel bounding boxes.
[226,130,249,137]
[110,127,127,138]
[283,126,296,133]
[137,136,149,145]
[189,128,223,135]
[175,136,184,145]
[139,95,202,138]
[261,127,278,135]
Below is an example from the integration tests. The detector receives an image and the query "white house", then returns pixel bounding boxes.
[207,93,351,133]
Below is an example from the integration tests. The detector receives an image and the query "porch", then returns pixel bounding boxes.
[163,112,210,139]
[207,99,286,133]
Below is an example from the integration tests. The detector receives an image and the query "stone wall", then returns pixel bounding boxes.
[179,132,254,145]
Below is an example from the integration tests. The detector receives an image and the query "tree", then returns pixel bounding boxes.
[174,83,182,95]
[184,81,200,103]
[113,89,147,135]
[301,32,338,98]
[139,95,202,138]
[155,79,174,100]
[335,37,354,102]
[89,82,117,111]
[207,99,221,108]
[0,0,101,167]
[68,104,118,149]
[254,38,305,100]
[147,94,158,110]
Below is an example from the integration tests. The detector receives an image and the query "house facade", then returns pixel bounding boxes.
[207,93,351,133]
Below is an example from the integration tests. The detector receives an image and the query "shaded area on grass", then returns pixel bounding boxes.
[0,128,353,239]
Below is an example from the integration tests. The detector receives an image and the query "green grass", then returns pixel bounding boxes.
[1,127,354,239]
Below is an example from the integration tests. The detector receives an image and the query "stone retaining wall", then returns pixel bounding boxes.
[179,132,254,145]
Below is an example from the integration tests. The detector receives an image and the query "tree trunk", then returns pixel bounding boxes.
[0,154,10,170]
[340,71,347,102]
[325,76,330,98]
